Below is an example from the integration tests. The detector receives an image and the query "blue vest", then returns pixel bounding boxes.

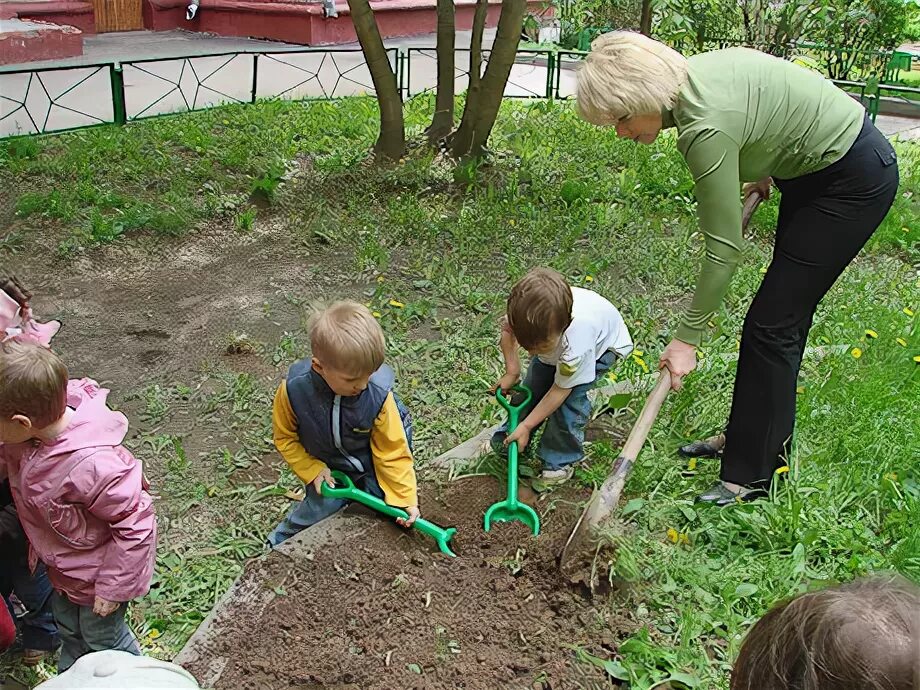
[285,360,410,476]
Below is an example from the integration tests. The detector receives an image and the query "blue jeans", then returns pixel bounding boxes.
[492,350,615,471]
[267,471,386,547]
[1,561,59,653]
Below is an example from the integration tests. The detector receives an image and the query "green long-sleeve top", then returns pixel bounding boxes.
[665,47,864,346]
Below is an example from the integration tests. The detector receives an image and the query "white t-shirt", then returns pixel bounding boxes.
[537,287,634,389]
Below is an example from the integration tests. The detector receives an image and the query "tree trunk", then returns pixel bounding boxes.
[451,0,526,159]
[639,0,652,36]
[347,0,405,160]
[426,0,456,144]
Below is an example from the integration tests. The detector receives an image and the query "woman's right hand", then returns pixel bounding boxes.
[743,177,772,201]
[659,338,697,391]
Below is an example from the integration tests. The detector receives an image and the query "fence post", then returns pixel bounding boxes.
[251,54,259,104]
[109,63,127,125]
[545,51,555,100]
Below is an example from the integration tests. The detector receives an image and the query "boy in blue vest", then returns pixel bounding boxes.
[267,301,419,546]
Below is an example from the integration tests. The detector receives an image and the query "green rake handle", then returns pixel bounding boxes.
[320,470,457,557]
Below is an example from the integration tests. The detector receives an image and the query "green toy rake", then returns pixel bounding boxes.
[484,385,541,535]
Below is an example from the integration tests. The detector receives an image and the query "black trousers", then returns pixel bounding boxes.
[721,116,899,488]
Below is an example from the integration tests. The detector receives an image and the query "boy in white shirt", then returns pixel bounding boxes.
[492,268,634,484]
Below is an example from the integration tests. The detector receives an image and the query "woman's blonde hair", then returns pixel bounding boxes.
[576,31,689,126]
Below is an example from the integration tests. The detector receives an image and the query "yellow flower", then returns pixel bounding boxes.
[687,458,697,471]
[372,311,382,318]
[775,466,790,476]
[508,219,516,226]
[904,307,915,317]
[666,528,679,544]
[585,275,594,282]
[759,266,768,274]
[633,349,644,357]
[851,347,862,359]
[147,629,162,640]
[634,356,649,373]
[914,355,920,364]
[896,338,907,347]
[865,329,878,339]
[389,299,405,308]
[796,386,805,394]
[679,533,690,545]
[377,275,385,283]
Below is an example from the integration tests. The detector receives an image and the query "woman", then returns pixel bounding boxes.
[576,32,899,505]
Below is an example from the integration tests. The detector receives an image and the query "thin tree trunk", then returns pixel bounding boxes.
[426,0,456,144]
[449,0,488,153]
[639,0,652,36]
[451,0,526,159]
[347,0,405,159]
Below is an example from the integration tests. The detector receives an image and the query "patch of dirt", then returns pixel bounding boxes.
[181,476,635,690]
[15,218,366,390]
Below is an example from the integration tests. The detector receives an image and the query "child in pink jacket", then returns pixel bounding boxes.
[0,341,157,672]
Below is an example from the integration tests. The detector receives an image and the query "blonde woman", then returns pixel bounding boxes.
[577,32,899,505]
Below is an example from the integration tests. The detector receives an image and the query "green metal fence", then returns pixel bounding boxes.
[1,40,914,141]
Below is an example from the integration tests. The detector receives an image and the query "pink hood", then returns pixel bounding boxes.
[1,379,157,607]
[0,289,60,347]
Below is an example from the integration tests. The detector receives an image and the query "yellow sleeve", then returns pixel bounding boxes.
[272,382,327,486]
[370,393,418,508]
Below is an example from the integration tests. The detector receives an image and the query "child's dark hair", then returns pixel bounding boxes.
[506,268,573,351]
[731,574,920,690]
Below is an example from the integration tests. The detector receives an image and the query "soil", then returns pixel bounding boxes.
[180,476,635,690]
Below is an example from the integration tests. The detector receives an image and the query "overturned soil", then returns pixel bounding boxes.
[180,476,634,690]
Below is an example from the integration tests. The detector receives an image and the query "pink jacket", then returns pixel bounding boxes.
[0,288,59,347]
[0,379,157,607]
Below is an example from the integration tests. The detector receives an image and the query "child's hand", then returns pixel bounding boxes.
[93,596,119,617]
[504,424,531,453]
[312,467,334,495]
[396,505,420,528]
[492,372,520,395]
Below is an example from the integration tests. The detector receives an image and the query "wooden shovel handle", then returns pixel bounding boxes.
[742,190,763,230]
[620,368,672,463]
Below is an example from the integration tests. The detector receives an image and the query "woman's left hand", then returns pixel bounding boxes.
[659,339,697,391]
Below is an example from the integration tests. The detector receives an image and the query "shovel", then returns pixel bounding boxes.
[321,470,458,557]
[558,190,764,572]
[484,385,541,535]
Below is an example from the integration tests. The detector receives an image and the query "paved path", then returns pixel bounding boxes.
[0,30,916,141]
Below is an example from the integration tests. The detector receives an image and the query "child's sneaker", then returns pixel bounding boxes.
[539,466,574,485]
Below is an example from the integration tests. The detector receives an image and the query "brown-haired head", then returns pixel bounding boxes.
[731,574,920,690]
[507,268,573,352]
[0,340,68,431]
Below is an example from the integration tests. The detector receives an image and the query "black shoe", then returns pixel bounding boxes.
[678,435,724,459]
[696,481,764,506]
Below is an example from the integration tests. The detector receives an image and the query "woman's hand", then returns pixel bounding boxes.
[743,177,772,201]
[659,339,697,391]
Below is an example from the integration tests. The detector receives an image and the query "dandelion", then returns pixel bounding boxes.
[851,347,862,359]
[896,338,907,347]
[147,629,162,640]
[389,299,405,308]
[372,311,382,318]
[585,275,594,282]
[914,355,920,364]
[508,219,516,226]
[865,329,878,339]
[666,528,679,544]
[904,307,915,317]
[687,458,698,471]
[377,275,385,283]
[775,466,790,476]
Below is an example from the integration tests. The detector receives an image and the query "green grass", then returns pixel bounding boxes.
[0,96,917,689]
